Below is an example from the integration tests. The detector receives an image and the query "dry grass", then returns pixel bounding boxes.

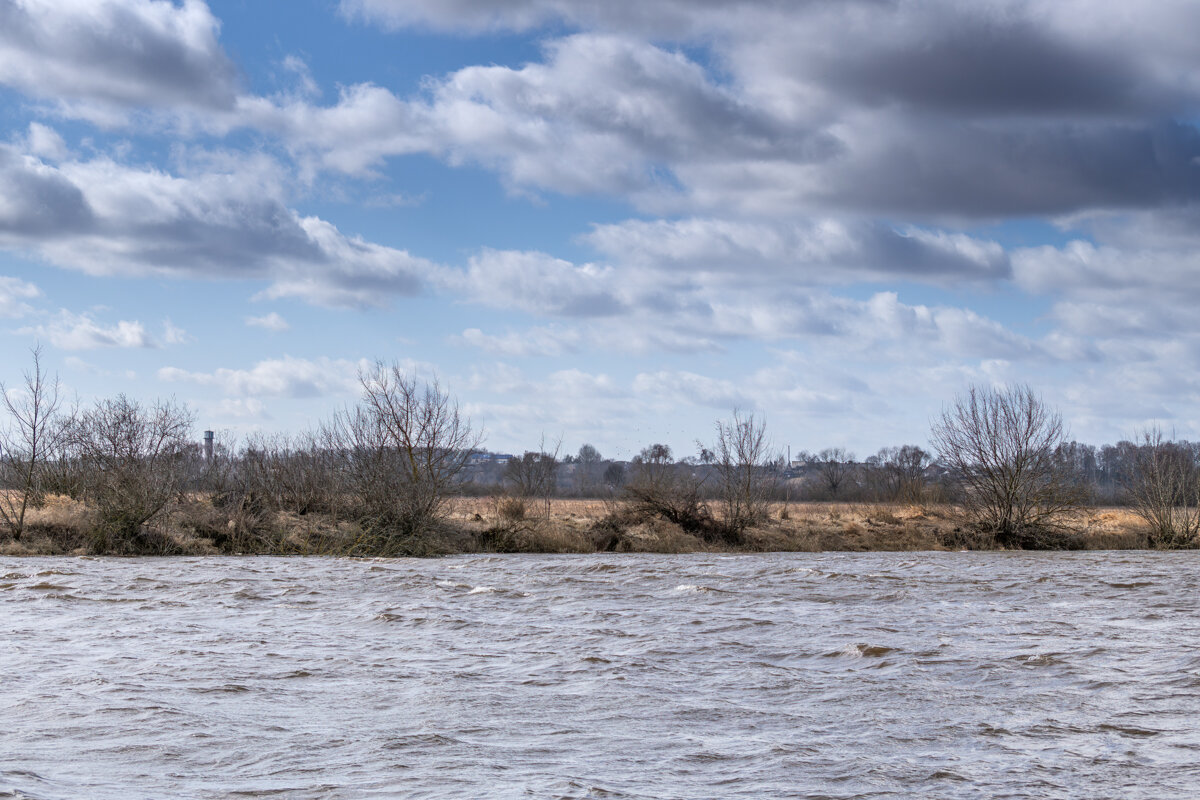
[1076,508,1152,550]
[0,493,1159,555]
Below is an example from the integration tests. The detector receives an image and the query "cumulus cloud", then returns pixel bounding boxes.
[446,249,624,317]
[0,0,238,122]
[20,310,157,350]
[0,144,433,307]
[462,364,631,450]
[326,0,1200,219]
[247,33,830,196]
[344,0,1200,116]
[441,245,1037,362]
[157,356,367,398]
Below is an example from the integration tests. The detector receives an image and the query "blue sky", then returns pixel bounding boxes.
[1,0,1199,460]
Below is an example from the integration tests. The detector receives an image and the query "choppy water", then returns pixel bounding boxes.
[2,553,1199,799]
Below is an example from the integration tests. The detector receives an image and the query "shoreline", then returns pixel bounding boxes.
[0,497,1156,556]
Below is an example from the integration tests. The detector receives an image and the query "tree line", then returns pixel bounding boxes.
[2,349,1199,552]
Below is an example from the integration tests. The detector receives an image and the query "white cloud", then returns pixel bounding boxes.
[20,310,156,350]
[633,370,751,411]
[158,356,367,398]
[298,4,1200,221]
[0,276,40,317]
[446,249,623,317]
[455,325,580,357]
[584,217,1010,284]
[0,0,238,123]
[245,312,290,332]
[213,397,269,419]
[163,318,189,344]
[0,145,434,307]
[23,122,68,161]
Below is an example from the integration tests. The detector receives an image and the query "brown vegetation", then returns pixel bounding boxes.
[0,496,1156,557]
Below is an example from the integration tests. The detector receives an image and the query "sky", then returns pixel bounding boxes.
[1,0,1198,461]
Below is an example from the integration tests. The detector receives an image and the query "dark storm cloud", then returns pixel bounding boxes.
[823,121,1200,218]
[817,18,1174,116]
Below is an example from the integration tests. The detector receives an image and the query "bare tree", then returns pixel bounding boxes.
[1126,428,1200,549]
[623,443,712,535]
[0,346,64,540]
[329,362,482,551]
[602,461,625,489]
[815,447,855,498]
[503,436,561,518]
[866,445,932,503]
[931,384,1083,547]
[712,410,776,534]
[575,443,602,495]
[71,395,194,548]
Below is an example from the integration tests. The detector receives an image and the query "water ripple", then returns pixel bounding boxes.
[1,552,1197,798]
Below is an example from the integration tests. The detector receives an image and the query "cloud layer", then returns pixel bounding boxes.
[0,0,1196,450]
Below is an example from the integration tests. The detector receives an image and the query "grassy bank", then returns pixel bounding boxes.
[0,495,1155,556]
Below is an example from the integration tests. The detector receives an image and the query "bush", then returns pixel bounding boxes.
[711,411,777,535]
[496,495,527,522]
[68,395,194,550]
[327,361,482,553]
[622,444,715,538]
[1126,428,1200,549]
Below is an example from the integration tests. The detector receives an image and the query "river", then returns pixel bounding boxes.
[2,552,1198,799]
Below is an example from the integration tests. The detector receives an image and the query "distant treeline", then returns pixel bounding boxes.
[458,437,1167,506]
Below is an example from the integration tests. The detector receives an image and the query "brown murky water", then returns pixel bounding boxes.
[2,552,1198,799]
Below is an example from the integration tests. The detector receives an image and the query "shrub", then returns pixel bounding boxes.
[496,495,527,522]
[622,444,714,537]
[68,395,194,550]
[327,361,482,553]
[711,411,777,535]
[1126,428,1200,549]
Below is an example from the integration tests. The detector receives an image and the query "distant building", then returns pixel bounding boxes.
[466,451,515,466]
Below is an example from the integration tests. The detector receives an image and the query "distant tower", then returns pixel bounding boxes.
[204,430,214,461]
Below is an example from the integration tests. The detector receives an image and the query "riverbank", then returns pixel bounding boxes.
[0,495,1155,556]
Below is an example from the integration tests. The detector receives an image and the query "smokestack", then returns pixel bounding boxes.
[204,430,214,461]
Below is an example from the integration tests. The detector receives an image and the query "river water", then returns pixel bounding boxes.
[2,552,1198,799]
